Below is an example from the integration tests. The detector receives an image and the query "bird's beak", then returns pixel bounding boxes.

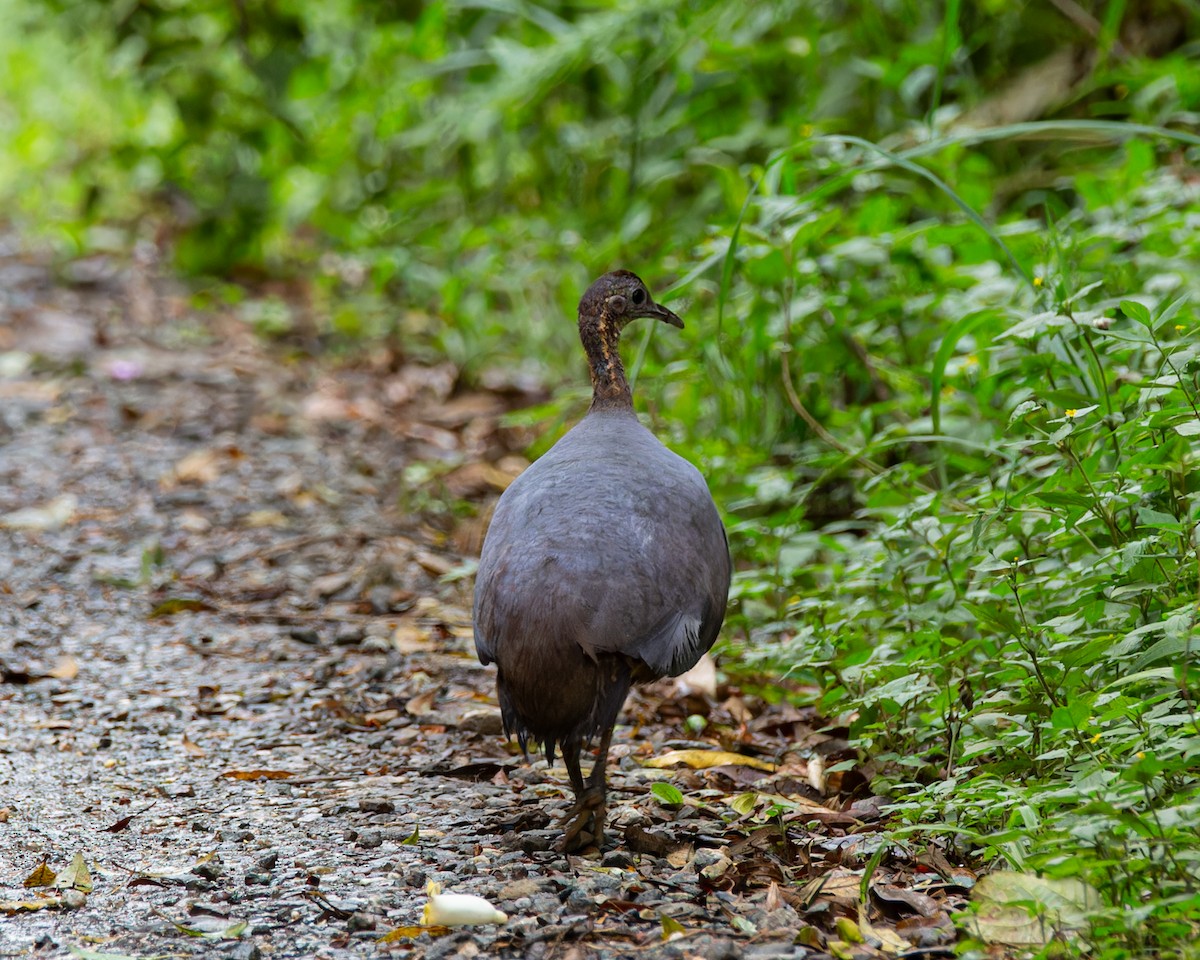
[647,300,684,329]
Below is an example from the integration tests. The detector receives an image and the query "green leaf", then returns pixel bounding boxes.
[1120,299,1152,326]
[729,792,759,816]
[650,782,684,807]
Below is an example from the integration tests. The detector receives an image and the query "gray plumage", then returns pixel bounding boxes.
[472,270,730,850]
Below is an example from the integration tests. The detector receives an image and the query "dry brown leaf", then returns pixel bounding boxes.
[171,449,221,485]
[0,897,67,914]
[218,769,296,781]
[644,749,774,772]
[872,882,940,918]
[242,510,290,529]
[859,901,912,954]
[442,462,516,498]
[31,719,71,730]
[406,692,437,717]
[393,623,433,653]
[181,733,206,757]
[47,656,78,681]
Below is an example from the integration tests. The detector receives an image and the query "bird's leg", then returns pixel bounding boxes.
[561,739,587,796]
[560,726,613,852]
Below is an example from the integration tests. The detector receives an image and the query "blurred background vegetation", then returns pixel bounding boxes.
[2,0,1199,954]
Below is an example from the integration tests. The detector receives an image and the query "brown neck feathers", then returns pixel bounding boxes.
[579,301,632,410]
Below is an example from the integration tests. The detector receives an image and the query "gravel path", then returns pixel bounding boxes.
[0,244,958,959]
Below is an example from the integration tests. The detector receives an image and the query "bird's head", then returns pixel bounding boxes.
[578,270,683,332]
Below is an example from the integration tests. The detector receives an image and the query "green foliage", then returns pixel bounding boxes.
[717,142,1200,957]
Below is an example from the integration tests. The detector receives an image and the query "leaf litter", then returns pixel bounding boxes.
[0,239,1033,957]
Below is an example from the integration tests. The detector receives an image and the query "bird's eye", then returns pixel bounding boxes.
[631,288,646,305]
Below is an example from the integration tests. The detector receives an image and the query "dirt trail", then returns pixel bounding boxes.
[0,244,953,959]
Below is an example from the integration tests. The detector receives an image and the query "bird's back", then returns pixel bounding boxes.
[474,407,729,685]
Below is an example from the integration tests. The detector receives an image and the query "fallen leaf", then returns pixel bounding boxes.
[406,691,437,717]
[859,901,912,953]
[170,449,220,485]
[23,862,56,888]
[872,882,940,918]
[181,733,206,757]
[242,510,290,529]
[650,782,684,807]
[149,597,214,618]
[68,946,170,960]
[378,926,435,942]
[392,623,433,653]
[963,871,1101,947]
[643,749,774,772]
[660,913,686,942]
[1,494,78,530]
[807,752,826,792]
[47,656,79,680]
[53,853,93,893]
[672,653,717,698]
[218,770,295,781]
[1,897,65,914]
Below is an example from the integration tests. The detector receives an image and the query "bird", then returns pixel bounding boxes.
[473,270,731,851]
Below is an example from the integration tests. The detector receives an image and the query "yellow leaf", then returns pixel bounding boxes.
[660,913,686,942]
[23,863,56,888]
[378,926,432,942]
[53,853,93,893]
[834,916,864,943]
[643,749,774,772]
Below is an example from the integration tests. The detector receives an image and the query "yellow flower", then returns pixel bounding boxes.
[965,354,979,369]
[1033,276,1044,288]
[1136,751,1146,760]
[1090,733,1101,744]
[1175,324,1186,332]
[1065,408,1078,418]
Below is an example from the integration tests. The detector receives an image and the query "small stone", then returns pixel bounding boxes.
[287,627,320,645]
[692,939,743,960]
[497,878,543,901]
[60,889,87,910]
[601,850,634,869]
[347,912,377,932]
[254,852,279,872]
[334,625,365,646]
[356,830,383,849]
[220,942,261,960]
[192,861,224,880]
[458,708,504,735]
[244,872,271,886]
[692,848,727,870]
[358,798,395,814]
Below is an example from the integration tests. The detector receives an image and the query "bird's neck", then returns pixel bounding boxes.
[579,306,632,411]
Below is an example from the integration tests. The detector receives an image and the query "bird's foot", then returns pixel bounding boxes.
[559,786,606,852]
